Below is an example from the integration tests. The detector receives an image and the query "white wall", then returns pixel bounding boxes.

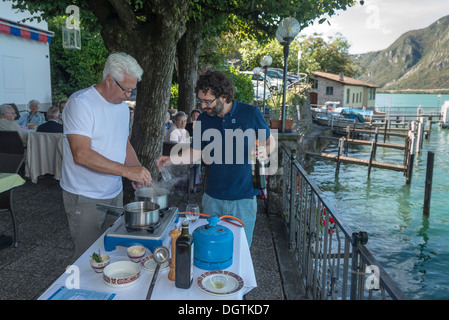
[0,0,52,111]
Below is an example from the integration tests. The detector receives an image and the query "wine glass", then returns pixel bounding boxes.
[185,204,200,226]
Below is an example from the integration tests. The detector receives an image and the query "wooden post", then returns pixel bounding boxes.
[335,137,343,178]
[423,151,435,216]
[406,130,415,184]
[383,119,389,143]
[406,153,414,184]
[419,117,426,149]
[373,127,379,159]
[403,136,410,174]
[416,121,423,154]
[367,139,375,180]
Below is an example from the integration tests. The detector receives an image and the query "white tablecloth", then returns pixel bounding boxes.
[38,217,257,300]
[25,132,63,183]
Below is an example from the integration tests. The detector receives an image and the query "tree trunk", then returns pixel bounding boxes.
[176,19,203,117]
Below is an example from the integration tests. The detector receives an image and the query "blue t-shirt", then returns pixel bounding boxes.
[191,100,270,200]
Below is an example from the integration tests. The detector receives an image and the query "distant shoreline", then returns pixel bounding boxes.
[378,88,449,94]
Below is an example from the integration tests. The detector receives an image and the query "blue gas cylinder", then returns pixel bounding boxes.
[192,216,233,270]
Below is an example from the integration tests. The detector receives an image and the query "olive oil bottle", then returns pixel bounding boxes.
[175,221,194,289]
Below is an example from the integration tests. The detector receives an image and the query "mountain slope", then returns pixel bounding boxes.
[354,15,449,91]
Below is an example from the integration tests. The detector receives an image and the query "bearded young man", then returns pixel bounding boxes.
[158,70,275,246]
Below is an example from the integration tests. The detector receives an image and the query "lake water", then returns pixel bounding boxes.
[307,93,449,300]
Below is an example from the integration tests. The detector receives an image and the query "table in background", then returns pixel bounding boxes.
[38,216,257,300]
[25,132,63,183]
[0,173,25,193]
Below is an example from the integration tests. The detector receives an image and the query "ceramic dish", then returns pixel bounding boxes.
[140,255,171,272]
[127,245,146,263]
[90,254,110,273]
[196,271,244,296]
[103,261,140,288]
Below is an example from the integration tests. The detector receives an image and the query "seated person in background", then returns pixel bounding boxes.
[126,101,136,137]
[164,110,172,140]
[185,108,201,137]
[58,99,67,113]
[166,111,201,193]
[17,100,45,128]
[165,111,188,143]
[58,99,67,124]
[0,104,28,146]
[37,106,63,133]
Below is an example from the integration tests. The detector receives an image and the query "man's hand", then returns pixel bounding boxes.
[125,166,152,188]
[255,144,269,162]
[156,155,171,170]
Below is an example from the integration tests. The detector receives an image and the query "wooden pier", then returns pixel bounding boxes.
[306,151,407,172]
[306,112,431,183]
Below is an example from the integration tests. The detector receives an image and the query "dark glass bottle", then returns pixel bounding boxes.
[175,221,193,289]
[254,139,266,189]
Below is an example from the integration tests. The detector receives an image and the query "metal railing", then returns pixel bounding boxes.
[278,144,407,300]
[375,105,441,115]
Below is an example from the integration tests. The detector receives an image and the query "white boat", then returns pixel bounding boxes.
[312,104,373,129]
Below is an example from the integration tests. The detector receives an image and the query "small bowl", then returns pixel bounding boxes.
[103,261,141,288]
[210,273,228,289]
[90,254,110,273]
[127,245,146,263]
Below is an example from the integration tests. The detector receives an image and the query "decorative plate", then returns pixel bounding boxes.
[140,255,171,272]
[196,270,244,296]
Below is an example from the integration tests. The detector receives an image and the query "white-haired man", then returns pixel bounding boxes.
[0,104,28,146]
[61,52,152,258]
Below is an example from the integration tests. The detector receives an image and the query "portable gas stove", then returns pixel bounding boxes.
[104,207,179,252]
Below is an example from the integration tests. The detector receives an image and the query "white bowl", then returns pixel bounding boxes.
[127,245,146,263]
[103,261,141,288]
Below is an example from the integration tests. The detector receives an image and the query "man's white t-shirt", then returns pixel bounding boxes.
[60,86,130,199]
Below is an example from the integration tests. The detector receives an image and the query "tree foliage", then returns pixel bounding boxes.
[48,16,109,101]
[8,0,358,181]
[239,33,360,78]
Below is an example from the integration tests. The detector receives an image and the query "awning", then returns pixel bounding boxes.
[0,18,54,44]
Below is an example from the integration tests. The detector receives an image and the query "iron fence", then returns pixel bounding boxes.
[278,144,407,300]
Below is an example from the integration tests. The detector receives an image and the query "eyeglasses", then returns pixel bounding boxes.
[196,96,217,106]
[113,77,134,94]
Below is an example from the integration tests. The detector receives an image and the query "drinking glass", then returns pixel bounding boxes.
[185,204,200,226]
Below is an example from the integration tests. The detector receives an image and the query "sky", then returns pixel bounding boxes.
[301,0,449,54]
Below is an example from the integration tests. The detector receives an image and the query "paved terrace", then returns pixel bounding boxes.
[0,174,307,300]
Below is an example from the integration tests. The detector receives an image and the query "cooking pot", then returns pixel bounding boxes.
[134,186,169,210]
[96,201,160,227]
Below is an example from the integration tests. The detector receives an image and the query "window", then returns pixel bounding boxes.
[311,79,318,89]
[368,88,376,100]
[346,89,350,104]
[325,86,333,95]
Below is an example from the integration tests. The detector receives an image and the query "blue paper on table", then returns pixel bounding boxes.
[48,286,116,300]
